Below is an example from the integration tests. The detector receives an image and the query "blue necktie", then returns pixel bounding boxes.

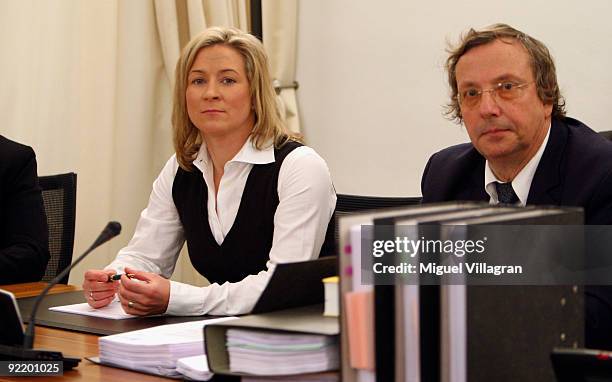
[495,182,519,204]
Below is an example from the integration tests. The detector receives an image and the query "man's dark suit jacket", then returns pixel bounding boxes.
[0,135,49,284]
[421,117,612,350]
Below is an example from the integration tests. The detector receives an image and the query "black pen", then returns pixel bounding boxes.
[107,273,136,282]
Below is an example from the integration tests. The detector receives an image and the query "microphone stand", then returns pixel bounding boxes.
[0,222,121,366]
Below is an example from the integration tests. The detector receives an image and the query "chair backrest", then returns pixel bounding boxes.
[336,194,421,213]
[38,173,77,284]
[599,130,612,141]
[331,194,421,254]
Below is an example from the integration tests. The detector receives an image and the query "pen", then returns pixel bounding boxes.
[107,273,136,282]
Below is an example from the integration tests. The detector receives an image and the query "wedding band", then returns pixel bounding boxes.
[128,301,135,308]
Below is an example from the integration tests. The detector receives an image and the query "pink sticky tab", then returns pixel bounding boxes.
[344,245,352,255]
[345,266,353,276]
[345,290,375,370]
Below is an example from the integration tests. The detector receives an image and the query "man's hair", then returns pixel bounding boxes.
[444,23,566,123]
[172,26,301,170]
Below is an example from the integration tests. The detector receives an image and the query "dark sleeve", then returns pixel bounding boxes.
[420,154,434,204]
[585,168,612,225]
[0,147,49,283]
[583,169,612,349]
[585,170,612,350]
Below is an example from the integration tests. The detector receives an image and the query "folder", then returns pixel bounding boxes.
[336,202,487,382]
[434,207,584,382]
[205,304,339,377]
[251,257,337,314]
[386,205,521,382]
[346,203,583,382]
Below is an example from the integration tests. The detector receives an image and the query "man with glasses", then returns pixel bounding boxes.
[421,24,612,349]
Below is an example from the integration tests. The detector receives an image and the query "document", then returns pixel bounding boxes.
[243,372,339,381]
[99,317,237,378]
[226,328,339,375]
[49,298,136,319]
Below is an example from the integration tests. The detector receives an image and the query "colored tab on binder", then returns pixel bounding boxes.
[344,290,375,370]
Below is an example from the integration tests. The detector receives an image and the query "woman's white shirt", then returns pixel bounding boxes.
[106,139,336,315]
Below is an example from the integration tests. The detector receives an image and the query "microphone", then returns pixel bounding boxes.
[89,221,122,251]
[22,221,122,349]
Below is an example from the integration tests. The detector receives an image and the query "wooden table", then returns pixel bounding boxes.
[0,283,172,382]
[1,282,80,298]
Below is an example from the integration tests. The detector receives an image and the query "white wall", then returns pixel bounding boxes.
[296,0,612,197]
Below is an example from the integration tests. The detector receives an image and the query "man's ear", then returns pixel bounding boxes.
[544,103,553,118]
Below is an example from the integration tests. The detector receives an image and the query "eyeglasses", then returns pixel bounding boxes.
[458,81,534,108]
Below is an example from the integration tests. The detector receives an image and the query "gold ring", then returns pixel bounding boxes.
[128,301,135,308]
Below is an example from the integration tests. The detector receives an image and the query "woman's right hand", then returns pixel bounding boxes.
[83,269,119,308]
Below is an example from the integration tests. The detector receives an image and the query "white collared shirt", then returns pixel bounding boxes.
[106,138,336,316]
[484,123,551,206]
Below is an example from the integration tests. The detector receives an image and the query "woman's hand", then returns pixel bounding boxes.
[83,269,118,308]
[117,267,170,316]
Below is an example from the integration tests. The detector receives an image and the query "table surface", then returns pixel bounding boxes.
[0,282,172,382]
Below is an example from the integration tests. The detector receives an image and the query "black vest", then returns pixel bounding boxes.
[172,141,334,284]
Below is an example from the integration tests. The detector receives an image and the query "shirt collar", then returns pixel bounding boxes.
[484,122,551,206]
[192,136,275,172]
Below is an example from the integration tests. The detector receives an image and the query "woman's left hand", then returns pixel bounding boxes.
[118,267,171,316]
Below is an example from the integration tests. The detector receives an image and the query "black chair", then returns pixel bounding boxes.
[38,173,77,284]
[335,194,421,213]
[329,193,421,254]
[599,131,612,141]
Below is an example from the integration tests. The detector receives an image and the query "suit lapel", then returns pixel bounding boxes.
[459,149,489,202]
[527,118,567,205]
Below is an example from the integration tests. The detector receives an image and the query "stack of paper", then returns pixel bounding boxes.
[226,329,339,375]
[98,317,236,378]
[242,372,339,381]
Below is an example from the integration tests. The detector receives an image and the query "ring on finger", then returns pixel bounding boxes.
[89,291,94,300]
[128,301,135,309]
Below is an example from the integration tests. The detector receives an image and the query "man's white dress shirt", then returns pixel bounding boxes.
[484,124,551,206]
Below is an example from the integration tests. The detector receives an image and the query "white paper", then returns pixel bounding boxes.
[176,355,213,381]
[98,316,237,379]
[101,317,237,346]
[49,299,137,319]
[226,328,339,375]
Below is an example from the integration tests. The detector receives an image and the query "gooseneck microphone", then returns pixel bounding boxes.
[22,221,122,349]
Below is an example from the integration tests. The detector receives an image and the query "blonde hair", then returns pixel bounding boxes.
[444,23,566,123]
[172,27,302,170]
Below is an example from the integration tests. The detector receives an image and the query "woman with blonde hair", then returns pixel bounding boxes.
[82,27,335,316]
